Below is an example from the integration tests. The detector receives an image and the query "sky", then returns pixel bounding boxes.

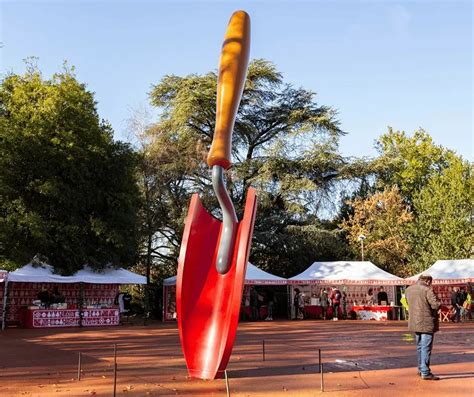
[1,0,472,160]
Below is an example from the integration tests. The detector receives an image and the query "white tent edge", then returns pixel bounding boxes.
[288,261,406,286]
[405,259,474,284]
[163,262,287,286]
[5,263,147,285]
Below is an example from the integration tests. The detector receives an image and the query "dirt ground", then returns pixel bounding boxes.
[0,319,472,396]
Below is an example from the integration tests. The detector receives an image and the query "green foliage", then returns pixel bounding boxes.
[373,128,452,203]
[345,127,473,276]
[0,64,140,274]
[408,157,473,273]
[137,59,353,278]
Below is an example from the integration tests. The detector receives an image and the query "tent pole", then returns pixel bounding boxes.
[1,279,8,331]
[162,285,166,322]
[287,284,291,320]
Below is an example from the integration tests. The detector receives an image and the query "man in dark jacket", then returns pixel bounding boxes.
[406,274,441,380]
[451,287,463,323]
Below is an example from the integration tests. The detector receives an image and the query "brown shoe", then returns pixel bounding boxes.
[422,373,440,380]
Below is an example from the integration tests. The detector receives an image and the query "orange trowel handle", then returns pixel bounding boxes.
[207,10,251,170]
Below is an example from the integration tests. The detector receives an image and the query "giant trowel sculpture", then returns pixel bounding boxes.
[176,10,256,380]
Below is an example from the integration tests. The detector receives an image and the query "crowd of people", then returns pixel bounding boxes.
[450,286,471,322]
[243,283,472,324]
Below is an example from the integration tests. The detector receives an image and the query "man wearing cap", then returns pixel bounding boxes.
[405,274,441,380]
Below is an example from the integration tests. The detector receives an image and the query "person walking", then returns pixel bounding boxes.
[405,274,441,380]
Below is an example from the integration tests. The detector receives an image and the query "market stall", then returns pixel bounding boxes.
[2,263,146,329]
[406,259,474,321]
[162,263,287,321]
[288,261,405,321]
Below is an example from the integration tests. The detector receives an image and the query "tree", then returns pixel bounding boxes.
[372,128,452,204]
[339,186,413,276]
[408,156,473,273]
[0,63,140,274]
[138,59,354,277]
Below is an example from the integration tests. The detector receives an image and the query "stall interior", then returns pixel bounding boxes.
[290,284,399,321]
[164,284,288,321]
[5,282,120,327]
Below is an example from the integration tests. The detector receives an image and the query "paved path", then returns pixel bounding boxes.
[0,320,472,396]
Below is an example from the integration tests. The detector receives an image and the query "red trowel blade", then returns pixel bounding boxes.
[176,187,257,379]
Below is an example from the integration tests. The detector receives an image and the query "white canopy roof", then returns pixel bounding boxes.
[288,261,405,285]
[7,263,146,285]
[163,263,287,286]
[407,259,474,284]
[8,264,75,283]
[74,266,147,285]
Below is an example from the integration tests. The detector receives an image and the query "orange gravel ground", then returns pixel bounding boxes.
[0,320,472,396]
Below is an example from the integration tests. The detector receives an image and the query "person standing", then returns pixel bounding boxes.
[451,287,462,323]
[37,286,51,308]
[265,290,275,321]
[341,291,348,320]
[329,286,341,321]
[365,288,375,306]
[405,274,441,380]
[250,287,260,321]
[293,288,305,320]
[377,286,389,305]
[319,288,329,320]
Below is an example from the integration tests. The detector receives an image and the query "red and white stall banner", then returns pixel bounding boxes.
[82,308,120,327]
[23,307,120,328]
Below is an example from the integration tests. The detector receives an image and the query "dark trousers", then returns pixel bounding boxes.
[453,306,461,322]
[321,306,327,319]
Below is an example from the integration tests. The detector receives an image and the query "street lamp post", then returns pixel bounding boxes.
[358,234,366,261]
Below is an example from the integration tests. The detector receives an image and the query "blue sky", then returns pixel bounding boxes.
[1,0,472,160]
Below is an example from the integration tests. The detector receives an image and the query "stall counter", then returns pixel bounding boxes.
[351,305,400,321]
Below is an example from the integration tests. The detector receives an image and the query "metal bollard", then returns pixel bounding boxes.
[318,348,321,373]
[113,344,117,397]
[77,352,82,381]
[262,339,266,362]
[320,363,324,392]
[224,369,230,397]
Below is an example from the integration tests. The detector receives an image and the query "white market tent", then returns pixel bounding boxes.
[406,259,474,284]
[163,262,287,286]
[1,263,146,330]
[288,261,405,285]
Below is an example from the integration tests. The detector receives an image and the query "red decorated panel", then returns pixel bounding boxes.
[82,308,120,327]
[23,308,120,328]
[31,309,80,328]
